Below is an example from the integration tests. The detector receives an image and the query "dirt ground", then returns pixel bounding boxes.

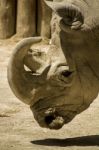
[0,38,99,150]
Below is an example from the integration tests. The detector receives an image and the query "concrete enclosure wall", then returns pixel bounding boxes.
[0,0,52,39]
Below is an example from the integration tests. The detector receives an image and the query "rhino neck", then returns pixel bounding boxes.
[60,30,99,78]
[59,30,99,106]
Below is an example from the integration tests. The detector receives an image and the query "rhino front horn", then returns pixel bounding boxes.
[7,37,42,105]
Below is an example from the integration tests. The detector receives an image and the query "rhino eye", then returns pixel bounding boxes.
[61,71,72,77]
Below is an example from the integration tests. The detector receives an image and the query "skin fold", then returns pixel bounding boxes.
[8,0,99,130]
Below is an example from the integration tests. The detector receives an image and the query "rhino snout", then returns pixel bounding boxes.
[32,107,65,130]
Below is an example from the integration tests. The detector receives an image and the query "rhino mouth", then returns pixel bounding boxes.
[44,115,64,130]
[31,97,79,130]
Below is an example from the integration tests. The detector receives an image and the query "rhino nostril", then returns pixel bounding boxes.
[62,70,72,78]
[45,115,65,130]
[45,115,55,125]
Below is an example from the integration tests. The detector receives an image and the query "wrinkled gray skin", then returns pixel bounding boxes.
[8,0,99,130]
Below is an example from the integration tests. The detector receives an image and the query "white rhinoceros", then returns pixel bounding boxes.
[7,0,99,130]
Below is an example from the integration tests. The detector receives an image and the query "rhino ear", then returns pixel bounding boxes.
[44,0,65,17]
[44,0,60,11]
[44,1,55,9]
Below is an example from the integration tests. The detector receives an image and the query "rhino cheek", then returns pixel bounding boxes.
[30,61,99,130]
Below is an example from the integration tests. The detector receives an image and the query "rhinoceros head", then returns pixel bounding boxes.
[8,0,99,130]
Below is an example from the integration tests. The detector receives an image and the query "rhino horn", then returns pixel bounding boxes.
[7,37,42,105]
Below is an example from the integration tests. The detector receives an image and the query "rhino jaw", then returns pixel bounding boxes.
[31,106,65,130]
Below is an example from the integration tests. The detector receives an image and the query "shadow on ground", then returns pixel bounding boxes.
[31,135,99,147]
